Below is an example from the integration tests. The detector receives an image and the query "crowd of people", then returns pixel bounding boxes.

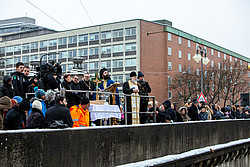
[0,62,249,130]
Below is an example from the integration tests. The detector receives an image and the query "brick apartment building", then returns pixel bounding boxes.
[0,17,249,105]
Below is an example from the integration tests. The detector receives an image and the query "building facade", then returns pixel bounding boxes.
[0,18,249,105]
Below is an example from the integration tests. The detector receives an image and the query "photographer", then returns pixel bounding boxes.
[39,61,62,91]
[137,71,151,124]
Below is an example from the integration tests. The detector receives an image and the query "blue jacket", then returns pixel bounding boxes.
[28,98,47,117]
[199,112,208,120]
[99,79,120,106]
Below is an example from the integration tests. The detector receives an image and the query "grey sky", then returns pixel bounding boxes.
[1,0,249,58]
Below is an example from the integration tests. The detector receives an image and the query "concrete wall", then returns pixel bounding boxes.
[0,120,250,167]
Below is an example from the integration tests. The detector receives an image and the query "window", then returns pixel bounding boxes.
[168,47,172,55]
[224,54,226,60]
[40,40,47,48]
[218,62,220,69]
[101,61,111,68]
[101,31,111,39]
[14,45,21,52]
[179,50,182,58]
[89,33,99,41]
[235,58,237,63]
[59,51,67,59]
[113,75,123,83]
[22,43,30,50]
[179,64,182,72]
[211,49,214,55]
[168,33,171,41]
[113,29,123,38]
[178,37,182,44]
[196,69,199,76]
[59,37,67,45]
[78,49,88,57]
[30,54,38,61]
[79,34,88,42]
[188,80,191,87]
[230,56,232,62]
[212,84,214,91]
[204,71,207,77]
[113,59,123,68]
[125,43,136,51]
[188,53,191,61]
[168,76,172,84]
[101,46,111,54]
[68,36,77,44]
[179,78,182,87]
[6,46,13,53]
[48,54,57,61]
[196,81,199,89]
[113,44,123,53]
[82,63,87,70]
[31,42,38,49]
[89,47,99,55]
[125,27,136,36]
[6,58,13,65]
[22,55,29,63]
[188,40,191,47]
[68,64,74,71]
[211,61,214,67]
[49,39,57,46]
[68,50,77,58]
[224,87,227,93]
[0,47,5,54]
[218,51,220,58]
[240,60,242,66]
[14,57,21,64]
[168,62,172,70]
[211,72,214,79]
[89,62,99,69]
[168,91,172,99]
[125,59,136,67]
[188,66,191,74]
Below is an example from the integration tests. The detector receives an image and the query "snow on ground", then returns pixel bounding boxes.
[117,138,250,167]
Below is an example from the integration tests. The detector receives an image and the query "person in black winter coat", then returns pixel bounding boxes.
[0,75,14,98]
[159,100,176,121]
[26,76,38,99]
[188,99,200,121]
[45,96,73,127]
[61,74,75,108]
[4,97,30,130]
[11,62,25,98]
[70,75,81,107]
[26,100,47,128]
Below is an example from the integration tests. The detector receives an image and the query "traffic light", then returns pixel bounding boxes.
[240,93,249,106]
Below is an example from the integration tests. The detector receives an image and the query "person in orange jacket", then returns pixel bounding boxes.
[70,97,90,127]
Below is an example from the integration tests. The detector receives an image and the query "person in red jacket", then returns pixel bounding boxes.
[70,97,90,127]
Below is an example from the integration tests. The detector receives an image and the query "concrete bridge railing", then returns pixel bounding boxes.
[0,119,250,167]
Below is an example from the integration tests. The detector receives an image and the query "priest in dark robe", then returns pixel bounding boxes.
[99,68,120,106]
[123,71,140,125]
[78,72,95,100]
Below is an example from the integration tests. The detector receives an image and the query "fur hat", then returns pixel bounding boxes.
[0,96,12,109]
[12,96,23,104]
[32,100,42,111]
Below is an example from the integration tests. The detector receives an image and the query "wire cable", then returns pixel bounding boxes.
[26,0,68,30]
[78,0,94,25]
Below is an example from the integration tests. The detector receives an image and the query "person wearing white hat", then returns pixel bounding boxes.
[26,100,47,128]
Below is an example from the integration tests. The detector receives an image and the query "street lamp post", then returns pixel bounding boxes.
[193,46,210,94]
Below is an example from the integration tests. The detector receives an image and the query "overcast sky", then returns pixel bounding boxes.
[0,0,249,58]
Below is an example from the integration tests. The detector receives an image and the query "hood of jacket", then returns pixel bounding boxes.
[163,100,171,109]
[3,75,12,87]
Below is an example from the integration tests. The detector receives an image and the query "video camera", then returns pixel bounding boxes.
[37,61,62,79]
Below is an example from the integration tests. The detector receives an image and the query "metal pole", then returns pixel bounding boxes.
[168,75,169,99]
[153,97,156,123]
[124,94,128,125]
[201,54,204,94]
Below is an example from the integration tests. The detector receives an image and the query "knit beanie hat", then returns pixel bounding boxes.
[32,100,42,111]
[12,96,23,104]
[137,71,144,78]
[34,87,46,98]
[0,96,12,109]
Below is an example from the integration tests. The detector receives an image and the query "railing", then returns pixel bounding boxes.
[26,89,156,125]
